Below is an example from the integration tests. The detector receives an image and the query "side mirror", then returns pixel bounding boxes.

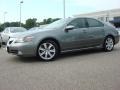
[65,25,75,32]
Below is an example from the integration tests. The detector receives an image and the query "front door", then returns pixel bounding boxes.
[62,18,88,50]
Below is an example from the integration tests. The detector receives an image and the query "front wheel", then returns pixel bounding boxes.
[103,36,114,52]
[0,43,1,48]
[37,40,59,61]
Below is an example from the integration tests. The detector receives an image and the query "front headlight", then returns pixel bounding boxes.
[15,36,34,43]
[15,38,24,43]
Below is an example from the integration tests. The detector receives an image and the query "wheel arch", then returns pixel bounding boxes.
[105,34,115,44]
[36,37,61,55]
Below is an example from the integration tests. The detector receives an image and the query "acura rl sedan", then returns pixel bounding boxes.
[6,17,119,61]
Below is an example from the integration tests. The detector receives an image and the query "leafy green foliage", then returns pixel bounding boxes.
[0,18,61,32]
[25,18,37,29]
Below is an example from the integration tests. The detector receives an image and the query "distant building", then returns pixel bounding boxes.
[75,8,120,27]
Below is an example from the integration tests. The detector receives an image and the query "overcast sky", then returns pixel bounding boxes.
[0,0,120,23]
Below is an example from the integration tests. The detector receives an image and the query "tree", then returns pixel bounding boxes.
[46,18,52,24]
[10,22,20,27]
[25,18,37,29]
[0,18,61,31]
[0,22,22,32]
[39,18,61,25]
[43,19,47,24]
[0,26,3,32]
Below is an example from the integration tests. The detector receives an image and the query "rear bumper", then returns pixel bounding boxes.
[114,35,119,45]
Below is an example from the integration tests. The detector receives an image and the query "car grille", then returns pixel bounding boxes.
[7,47,18,54]
[10,50,18,54]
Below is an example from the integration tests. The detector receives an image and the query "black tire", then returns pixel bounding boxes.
[103,36,114,52]
[37,40,59,61]
[0,43,1,48]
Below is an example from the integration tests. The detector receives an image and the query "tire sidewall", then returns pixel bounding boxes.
[37,40,59,61]
[103,36,114,52]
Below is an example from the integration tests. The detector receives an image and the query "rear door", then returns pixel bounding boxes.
[85,18,105,47]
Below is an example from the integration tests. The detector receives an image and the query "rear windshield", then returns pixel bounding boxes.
[10,28,26,33]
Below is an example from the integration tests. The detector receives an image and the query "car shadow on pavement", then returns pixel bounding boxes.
[57,49,104,60]
[11,56,41,63]
[11,48,106,63]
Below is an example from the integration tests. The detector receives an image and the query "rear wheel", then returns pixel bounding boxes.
[37,40,59,61]
[103,36,114,51]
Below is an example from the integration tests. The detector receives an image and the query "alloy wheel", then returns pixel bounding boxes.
[38,42,56,60]
[104,37,114,51]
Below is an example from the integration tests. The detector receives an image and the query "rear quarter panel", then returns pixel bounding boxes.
[104,24,119,44]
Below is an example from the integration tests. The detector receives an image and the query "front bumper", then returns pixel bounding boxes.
[7,38,37,57]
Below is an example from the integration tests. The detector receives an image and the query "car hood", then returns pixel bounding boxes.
[10,28,55,38]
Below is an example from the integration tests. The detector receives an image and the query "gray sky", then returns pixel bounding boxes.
[0,0,120,23]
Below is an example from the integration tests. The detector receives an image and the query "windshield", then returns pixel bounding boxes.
[10,28,26,33]
[44,18,71,29]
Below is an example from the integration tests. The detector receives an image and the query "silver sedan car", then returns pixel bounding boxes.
[1,27,27,44]
[7,17,119,61]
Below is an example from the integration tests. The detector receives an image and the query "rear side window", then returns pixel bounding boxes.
[68,18,86,29]
[87,18,104,27]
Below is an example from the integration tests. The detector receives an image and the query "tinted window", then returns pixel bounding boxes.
[44,18,70,29]
[87,18,104,27]
[68,18,86,29]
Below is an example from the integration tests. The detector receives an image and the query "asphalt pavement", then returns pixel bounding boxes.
[0,42,120,90]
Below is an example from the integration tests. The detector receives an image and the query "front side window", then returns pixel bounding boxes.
[68,18,86,29]
[44,18,70,29]
[87,18,104,27]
